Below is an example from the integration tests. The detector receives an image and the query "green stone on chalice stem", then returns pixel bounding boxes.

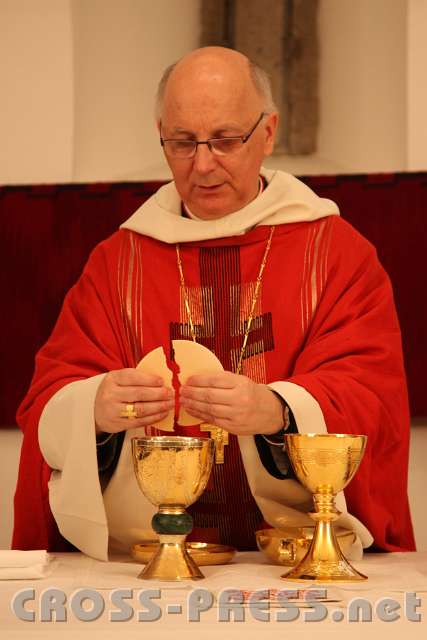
[152,511,193,536]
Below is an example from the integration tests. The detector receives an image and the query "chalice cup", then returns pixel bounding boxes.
[283,433,368,582]
[132,436,215,581]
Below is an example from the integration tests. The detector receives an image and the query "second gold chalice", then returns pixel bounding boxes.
[283,433,368,582]
[132,436,215,581]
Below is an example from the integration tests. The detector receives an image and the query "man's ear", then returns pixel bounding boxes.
[264,112,279,156]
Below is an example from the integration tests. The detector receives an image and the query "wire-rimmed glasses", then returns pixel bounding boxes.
[160,112,266,158]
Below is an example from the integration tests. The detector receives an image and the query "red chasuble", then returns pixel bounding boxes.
[13,216,415,552]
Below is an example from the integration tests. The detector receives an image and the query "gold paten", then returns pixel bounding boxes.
[256,526,356,566]
[282,433,368,582]
[131,541,236,566]
[176,226,275,463]
[132,436,214,580]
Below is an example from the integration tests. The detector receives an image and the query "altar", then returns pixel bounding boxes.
[1,551,426,639]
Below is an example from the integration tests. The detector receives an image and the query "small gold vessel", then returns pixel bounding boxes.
[256,527,356,566]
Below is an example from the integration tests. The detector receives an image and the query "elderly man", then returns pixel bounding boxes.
[13,47,415,559]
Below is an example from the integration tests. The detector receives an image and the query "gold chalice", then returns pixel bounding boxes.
[131,436,214,581]
[283,433,368,582]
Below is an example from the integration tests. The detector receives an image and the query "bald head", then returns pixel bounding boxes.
[155,47,276,120]
[176,46,249,72]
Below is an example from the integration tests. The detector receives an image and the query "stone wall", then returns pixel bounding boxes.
[200,0,319,154]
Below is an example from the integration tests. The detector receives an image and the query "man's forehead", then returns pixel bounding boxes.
[160,95,259,134]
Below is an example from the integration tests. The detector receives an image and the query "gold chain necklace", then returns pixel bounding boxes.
[175,225,275,463]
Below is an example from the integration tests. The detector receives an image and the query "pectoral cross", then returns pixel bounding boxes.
[200,424,229,464]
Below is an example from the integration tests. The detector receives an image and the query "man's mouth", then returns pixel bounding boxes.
[197,183,224,190]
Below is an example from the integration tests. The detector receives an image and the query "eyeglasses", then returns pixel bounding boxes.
[160,112,266,158]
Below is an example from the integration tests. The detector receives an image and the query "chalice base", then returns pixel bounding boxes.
[137,535,205,581]
[281,521,367,582]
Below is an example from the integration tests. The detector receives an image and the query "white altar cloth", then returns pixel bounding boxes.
[0,551,426,639]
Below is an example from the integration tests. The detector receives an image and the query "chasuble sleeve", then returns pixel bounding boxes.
[271,218,415,552]
[13,233,128,554]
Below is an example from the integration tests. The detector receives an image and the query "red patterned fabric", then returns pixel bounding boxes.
[13,218,415,553]
[1,174,427,425]
[1,174,426,427]
[161,245,274,550]
[303,173,427,418]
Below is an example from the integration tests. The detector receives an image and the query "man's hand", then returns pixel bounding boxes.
[179,371,284,436]
[94,369,175,434]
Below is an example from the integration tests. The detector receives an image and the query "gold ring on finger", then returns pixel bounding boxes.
[120,403,138,419]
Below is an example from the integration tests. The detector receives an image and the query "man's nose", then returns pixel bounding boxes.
[192,143,218,174]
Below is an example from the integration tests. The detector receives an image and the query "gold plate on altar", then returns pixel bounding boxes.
[131,541,236,566]
[256,527,357,567]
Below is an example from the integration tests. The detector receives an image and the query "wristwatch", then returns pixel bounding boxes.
[262,399,290,446]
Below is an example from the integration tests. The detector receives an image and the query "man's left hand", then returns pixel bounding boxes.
[179,371,284,436]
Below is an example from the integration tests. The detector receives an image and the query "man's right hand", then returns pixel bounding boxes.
[94,369,175,434]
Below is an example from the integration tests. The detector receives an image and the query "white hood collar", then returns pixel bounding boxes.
[120,168,339,243]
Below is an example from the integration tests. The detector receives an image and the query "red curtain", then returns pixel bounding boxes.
[0,173,426,425]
